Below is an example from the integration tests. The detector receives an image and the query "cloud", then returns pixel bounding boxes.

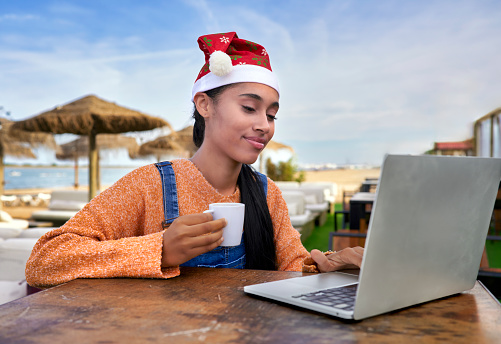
[0,14,39,22]
[1,1,500,166]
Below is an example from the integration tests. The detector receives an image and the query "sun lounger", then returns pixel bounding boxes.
[18,227,58,239]
[0,210,29,233]
[30,190,89,226]
[0,238,38,305]
[1,195,19,207]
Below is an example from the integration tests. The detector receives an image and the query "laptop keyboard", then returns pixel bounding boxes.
[292,284,358,311]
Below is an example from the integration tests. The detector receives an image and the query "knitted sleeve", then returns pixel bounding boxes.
[25,165,180,288]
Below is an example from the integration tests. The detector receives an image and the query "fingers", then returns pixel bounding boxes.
[310,247,365,273]
[336,247,364,268]
[189,228,224,249]
[172,213,227,238]
[311,249,334,273]
[188,235,224,258]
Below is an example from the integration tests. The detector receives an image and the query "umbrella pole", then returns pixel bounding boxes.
[89,133,98,201]
[74,154,79,189]
[0,145,4,212]
[97,152,101,192]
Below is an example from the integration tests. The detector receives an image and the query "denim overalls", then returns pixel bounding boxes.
[155,161,267,269]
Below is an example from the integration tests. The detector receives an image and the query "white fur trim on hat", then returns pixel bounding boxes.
[192,64,280,100]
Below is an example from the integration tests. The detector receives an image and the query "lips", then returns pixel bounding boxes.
[245,137,266,150]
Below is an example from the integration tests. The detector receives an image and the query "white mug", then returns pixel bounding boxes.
[204,203,245,247]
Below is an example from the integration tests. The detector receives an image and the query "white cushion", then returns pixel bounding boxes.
[0,280,27,305]
[304,194,318,204]
[0,238,38,281]
[306,202,330,213]
[31,210,78,222]
[0,238,38,250]
[0,219,29,230]
[289,210,314,227]
[0,227,22,239]
[49,200,87,211]
[18,227,57,239]
[0,211,13,222]
[287,202,298,216]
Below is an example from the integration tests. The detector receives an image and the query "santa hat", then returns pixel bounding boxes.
[191,32,280,100]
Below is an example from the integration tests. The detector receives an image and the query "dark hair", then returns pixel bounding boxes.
[192,85,277,270]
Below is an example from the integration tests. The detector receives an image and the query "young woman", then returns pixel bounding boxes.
[25,32,363,288]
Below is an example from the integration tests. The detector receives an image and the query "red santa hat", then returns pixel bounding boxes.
[191,32,280,100]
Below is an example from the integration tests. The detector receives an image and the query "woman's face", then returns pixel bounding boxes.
[203,82,280,165]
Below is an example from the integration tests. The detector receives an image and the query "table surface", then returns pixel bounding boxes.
[1,267,500,343]
[350,192,377,202]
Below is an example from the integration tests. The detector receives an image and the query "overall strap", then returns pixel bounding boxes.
[255,171,268,196]
[154,161,179,228]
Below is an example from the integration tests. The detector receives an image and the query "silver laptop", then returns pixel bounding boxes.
[244,154,501,320]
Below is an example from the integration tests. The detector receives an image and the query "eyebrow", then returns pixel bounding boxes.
[239,93,280,109]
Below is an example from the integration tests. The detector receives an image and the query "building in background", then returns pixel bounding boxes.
[429,139,474,156]
[474,108,501,158]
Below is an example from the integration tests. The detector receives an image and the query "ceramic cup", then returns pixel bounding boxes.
[204,203,245,247]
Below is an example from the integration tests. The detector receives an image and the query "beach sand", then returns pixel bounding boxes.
[302,168,381,202]
[2,168,381,221]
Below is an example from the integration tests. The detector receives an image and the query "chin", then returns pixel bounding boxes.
[238,153,260,165]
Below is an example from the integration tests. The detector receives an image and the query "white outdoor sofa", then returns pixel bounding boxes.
[0,227,56,305]
[277,182,334,227]
[281,190,316,239]
[30,190,89,226]
[300,182,338,212]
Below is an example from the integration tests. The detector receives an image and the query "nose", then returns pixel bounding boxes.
[253,112,271,133]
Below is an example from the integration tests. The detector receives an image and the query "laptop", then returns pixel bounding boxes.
[244,154,501,320]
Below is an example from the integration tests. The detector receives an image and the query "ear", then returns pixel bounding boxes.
[193,92,212,118]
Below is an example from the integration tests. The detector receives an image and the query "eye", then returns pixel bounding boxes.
[267,114,278,121]
[242,105,255,113]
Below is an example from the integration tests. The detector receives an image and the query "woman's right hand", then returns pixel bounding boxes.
[161,213,226,267]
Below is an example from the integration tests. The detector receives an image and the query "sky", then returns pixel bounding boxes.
[1,0,501,167]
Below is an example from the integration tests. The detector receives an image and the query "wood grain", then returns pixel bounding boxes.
[0,267,499,343]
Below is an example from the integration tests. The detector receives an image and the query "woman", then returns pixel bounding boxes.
[26,32,363,288]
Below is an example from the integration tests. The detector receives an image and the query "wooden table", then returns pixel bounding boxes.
[0,267,499,343]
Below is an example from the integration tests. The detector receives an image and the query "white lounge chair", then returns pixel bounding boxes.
[281,190,316,239]
[297,185,330,226]
[0,238,38,305]
[30,190,89,226]
[0,210,29,232]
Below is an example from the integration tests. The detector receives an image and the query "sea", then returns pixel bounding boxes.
[4,166,138,191]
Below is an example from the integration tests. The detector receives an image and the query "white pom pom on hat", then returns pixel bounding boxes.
[209,51,233,77]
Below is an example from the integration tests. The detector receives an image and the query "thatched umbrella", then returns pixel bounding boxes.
[136,135,188,162]
[173,125,198,157]
[0,118,58,210]
[57,134,139,189]
[11,94,171,200]
[259,140,294,173]
[135,125,198,162]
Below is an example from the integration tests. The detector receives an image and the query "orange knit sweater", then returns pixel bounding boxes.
[26,159,309,288]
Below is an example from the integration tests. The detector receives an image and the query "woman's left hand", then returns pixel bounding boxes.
[309,247,364,272]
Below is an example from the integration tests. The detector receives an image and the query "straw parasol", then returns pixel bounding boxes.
[0,118,58,211]
[173,125,198,157]
[11,94,172,200]
[57,134,139,189]
[136,135,188,162]
[259,140,294,173]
